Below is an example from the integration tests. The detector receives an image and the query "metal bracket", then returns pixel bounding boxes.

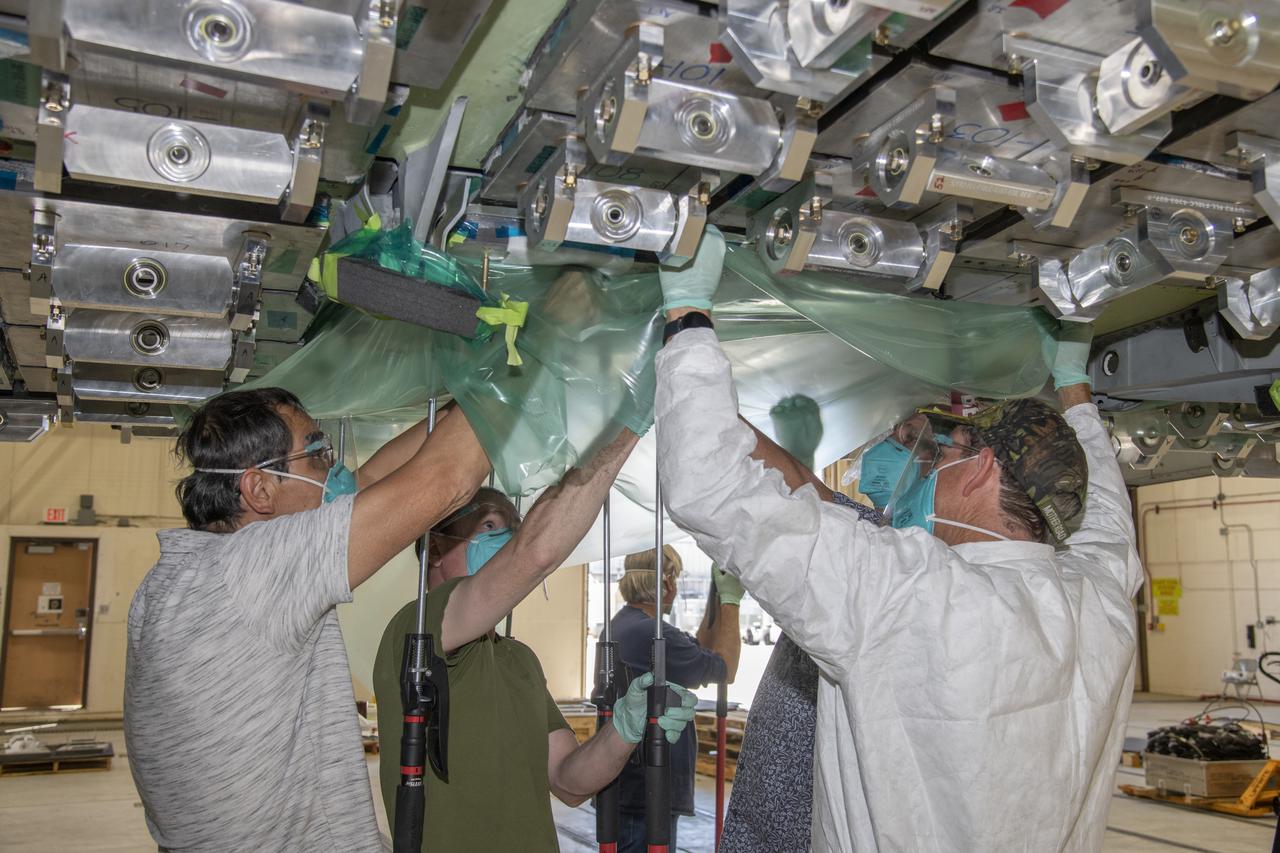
[35,71,70,195]
[28,211,57,317]
[228,330,256,384]
[281,104,328,223]
[349,0,398,126]
[580,24,811,181]
[1095,36,1199,136]
[1225,132,1280,230]
[519,137,708,259]
[851,87,1057,210]
[1138,0,1280,99]
[720,0,877,101]
[750,181,824,275]
[1115,188,1238,281]
[1033,226,1168,322]
[1218,268,1280,341]
[26,0,67,71]
[785,0,888,69]
[1007,35,1169,166]
[1018,152,1090,230]
[46,304,67,369]
[231,236,269,332]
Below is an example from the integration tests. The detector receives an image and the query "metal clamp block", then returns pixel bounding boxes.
[1034,229,1166,322]
[785,0,888,69]
[1138,0,1280,99]
[56,366,75,423]
[1218,268,1280,341]
[721,0,876,101]
[519,138,706,258]
[60,310,233,371]
[35,71,70,195]
[1120,190,1235,281]
[57,0,391,125]
[1096,37,1198,136]
[60,104,298,204]
[750,182,824,275]
[1008,35,1169,166]
[1226,132,1280,228]
[580,24,806,179]
[852,88,1056,210]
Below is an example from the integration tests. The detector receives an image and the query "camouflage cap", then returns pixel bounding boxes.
[926,398,1087,543]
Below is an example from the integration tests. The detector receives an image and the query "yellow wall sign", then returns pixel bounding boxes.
[1157,598,1180,616]
[1151,578,1182,599]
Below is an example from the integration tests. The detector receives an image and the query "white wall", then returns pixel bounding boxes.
[1138,474,1280,698]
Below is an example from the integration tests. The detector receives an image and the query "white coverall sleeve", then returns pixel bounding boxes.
[654,328,938,681]
[1063,402,1144,597]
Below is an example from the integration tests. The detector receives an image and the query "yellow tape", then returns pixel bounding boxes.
[475,294,529,366]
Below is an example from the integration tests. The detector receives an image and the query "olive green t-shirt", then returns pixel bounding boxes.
[373,578,571,852]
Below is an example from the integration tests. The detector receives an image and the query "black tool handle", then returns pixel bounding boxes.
[393,783,425,853]
[395,633,430,853]
[644,677,672,851]
[592,640,620,851]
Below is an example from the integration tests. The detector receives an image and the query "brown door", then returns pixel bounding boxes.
[1,538,97,710]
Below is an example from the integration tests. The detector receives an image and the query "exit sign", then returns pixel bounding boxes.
[44,507,67,524]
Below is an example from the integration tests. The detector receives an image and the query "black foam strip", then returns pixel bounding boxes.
[335,257,481,339]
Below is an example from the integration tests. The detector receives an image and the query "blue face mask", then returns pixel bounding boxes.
[859,438,911,510]
[466,528,513,575]
[890,466,938,533]
[321,463,359,503]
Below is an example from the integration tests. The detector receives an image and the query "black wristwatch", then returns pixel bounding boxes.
[663,311,714,344]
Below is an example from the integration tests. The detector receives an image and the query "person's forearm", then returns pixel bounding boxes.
[550,725,635,806]
[710,603,741,681]
[348,407,489,587]
[1057,383,1092,409]
[440,427,640,651]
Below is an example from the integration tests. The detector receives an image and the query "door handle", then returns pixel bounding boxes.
[11,627,83,637]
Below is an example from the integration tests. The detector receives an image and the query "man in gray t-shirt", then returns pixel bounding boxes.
[126,387,490,852]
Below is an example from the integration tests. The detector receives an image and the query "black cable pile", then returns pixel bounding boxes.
[1145,721,1266,761]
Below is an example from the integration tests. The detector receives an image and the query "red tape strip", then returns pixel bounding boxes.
[1008,0,1069,19]
[400,766,424,776]
[997,101,1031,122]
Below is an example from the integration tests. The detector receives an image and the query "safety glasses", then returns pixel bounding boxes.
[255,435,335,472]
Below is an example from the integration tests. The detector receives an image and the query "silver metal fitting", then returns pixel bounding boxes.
[1218,268,1280,341]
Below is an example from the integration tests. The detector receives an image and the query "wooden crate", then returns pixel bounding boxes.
[0,754,113,777]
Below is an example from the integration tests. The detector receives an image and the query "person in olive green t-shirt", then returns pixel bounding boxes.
[373,427,698,852]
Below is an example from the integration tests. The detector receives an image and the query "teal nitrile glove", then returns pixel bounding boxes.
[658,225,726,312]
[769,394,824,470]
[1051,321,1094,390]
[612,673,699,745]
[712,565,745,607]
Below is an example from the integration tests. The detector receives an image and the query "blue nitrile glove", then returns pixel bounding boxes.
[1051,321,1094,390]
[712,565,745,607]
[658,225,726,312]
[613,673,699,745]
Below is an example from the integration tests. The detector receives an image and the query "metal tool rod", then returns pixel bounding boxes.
[646,446,671,851]
[602,495,612,644]
[715,682,728,850]
[593,494,620,852]
[414,396,438,643]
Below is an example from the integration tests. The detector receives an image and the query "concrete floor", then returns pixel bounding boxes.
[0,695,1276,852]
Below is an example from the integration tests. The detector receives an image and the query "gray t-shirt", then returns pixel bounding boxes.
[124,495,380,853]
